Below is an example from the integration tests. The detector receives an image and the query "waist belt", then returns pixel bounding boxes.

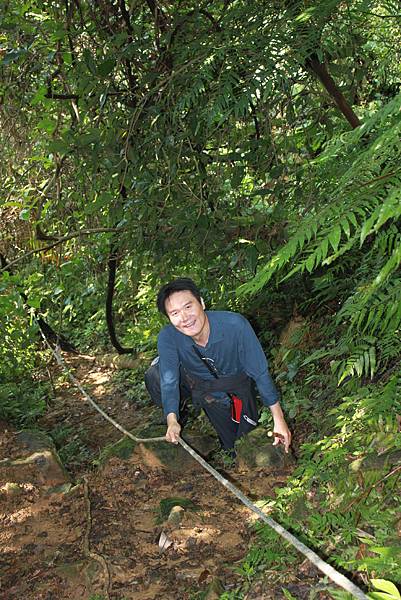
[185,349,259,437]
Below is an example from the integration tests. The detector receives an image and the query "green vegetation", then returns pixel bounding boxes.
[1,0,400,597]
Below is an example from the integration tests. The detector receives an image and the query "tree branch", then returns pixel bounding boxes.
[0,228,126,273]
[44,92,80,100]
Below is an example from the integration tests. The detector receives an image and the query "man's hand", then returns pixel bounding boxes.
[269,402,292,453]
[166,413,181,444]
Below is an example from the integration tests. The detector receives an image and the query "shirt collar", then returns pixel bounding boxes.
[204,311,224,345]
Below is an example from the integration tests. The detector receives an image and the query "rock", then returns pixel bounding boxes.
[168,505,185,526]
[15,429,56,453]
[46,482,73,495]
[98,353,147,369]
[135,425,218,472]
[3,450,70,488]
[97,424,218,472]
[158,497,199,522]
[1,429,70,489]
[235,428,295,471]
[1,482,22,496]
[98,437,137,464]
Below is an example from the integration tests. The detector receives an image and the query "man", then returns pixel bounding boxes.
[145,278,291,453]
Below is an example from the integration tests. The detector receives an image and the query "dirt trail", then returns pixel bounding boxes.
[0,355,329,600]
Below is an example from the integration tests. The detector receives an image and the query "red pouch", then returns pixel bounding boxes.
[230,394,243,423]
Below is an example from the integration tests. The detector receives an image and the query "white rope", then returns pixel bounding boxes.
[40,334,369,599]
[178,437,369,600]
[40,334,165,443]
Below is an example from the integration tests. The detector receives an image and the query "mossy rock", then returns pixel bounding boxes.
[97,425,164,465]
[15,429,56,453]
[98,424,217,472]
[235,428,295,471]
[4,429,70,488]
[98,437,137,465]
[135,425,218,472]
[157,496,199,523]
[3,450,70,487]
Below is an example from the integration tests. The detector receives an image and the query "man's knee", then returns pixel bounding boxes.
[144,359,162,407]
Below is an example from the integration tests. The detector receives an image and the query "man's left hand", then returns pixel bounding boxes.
[269,402,292,453]
[272,420,292,453]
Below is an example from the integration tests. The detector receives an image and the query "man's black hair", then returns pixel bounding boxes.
[157,278,202,316]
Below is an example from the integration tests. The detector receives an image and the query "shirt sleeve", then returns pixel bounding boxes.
[157,328,181,418]
[238,316,279,407]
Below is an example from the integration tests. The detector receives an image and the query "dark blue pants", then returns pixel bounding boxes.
[144,358,240,450]
[144,358,192,412]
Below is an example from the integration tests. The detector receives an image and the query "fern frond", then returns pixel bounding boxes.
[238,93,401,297]
[336,340,377,384]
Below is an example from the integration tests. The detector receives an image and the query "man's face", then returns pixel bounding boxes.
[164,290,207,338]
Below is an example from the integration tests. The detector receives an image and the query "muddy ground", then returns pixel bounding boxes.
[0,354,331,600]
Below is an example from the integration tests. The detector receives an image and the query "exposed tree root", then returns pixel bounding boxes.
[83,475,111,600]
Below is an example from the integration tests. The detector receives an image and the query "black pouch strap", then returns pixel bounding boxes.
[192,345,219,379]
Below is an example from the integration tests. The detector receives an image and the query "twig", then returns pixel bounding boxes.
[346,464,401,511]
[358,169,401,188]
[46,364,57,400]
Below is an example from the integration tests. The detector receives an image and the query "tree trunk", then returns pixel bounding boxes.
[105,242,135,355]
[306,54,361,129]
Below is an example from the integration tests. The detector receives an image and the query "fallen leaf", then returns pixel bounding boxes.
[158,530,173,552]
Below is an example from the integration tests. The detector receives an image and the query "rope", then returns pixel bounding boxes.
[178,437,369,600]
[40,334,369,599]
[40,333,165,443]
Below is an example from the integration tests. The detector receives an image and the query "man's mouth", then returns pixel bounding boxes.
[183,320,196,329]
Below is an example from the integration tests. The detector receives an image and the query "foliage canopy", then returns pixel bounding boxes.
[1,0,400,595]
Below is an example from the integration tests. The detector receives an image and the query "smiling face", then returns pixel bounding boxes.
[164,290,209,345]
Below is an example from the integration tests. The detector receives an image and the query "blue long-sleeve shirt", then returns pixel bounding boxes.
[157,311,279,417]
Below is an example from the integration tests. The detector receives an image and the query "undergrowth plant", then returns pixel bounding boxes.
[239,93,401,384]
[245,373,401,596]
[0,273,49,426]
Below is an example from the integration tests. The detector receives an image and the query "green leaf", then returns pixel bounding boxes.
[19,208,30,221]
[340,216,350,238]
[97,58,115,77]
[245,245,258,272]
[1,48,27,65]
[31,85,47,106]
[76,130,100,146]
[370,580,401,598]
[368,346,376,378]
[329,225,341,252]
[305,254,315,273]
[83,48,97,75]
[48,140,69,154]
[27,296,41,309]
[37,117,57,134]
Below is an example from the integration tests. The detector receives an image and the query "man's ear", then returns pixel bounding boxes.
[201,297,205,309]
